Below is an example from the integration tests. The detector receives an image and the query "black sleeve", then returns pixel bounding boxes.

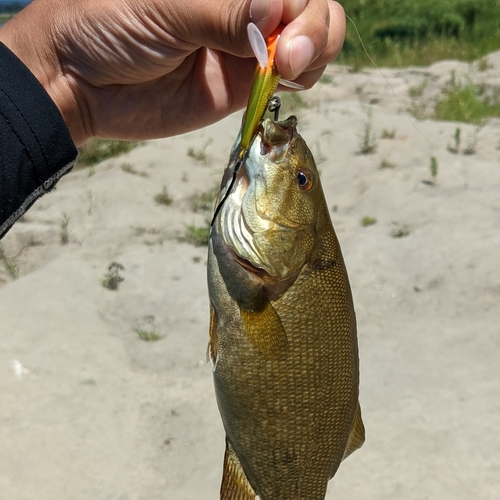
[0,42,78,239]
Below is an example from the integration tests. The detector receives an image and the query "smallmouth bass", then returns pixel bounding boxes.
[207,116,364,500]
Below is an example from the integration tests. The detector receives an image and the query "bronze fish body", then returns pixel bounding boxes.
[208,116,364,500]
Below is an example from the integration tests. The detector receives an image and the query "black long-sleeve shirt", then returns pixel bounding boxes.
[0,42,78,239]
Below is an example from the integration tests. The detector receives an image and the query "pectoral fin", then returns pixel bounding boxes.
[239,298,288,360]
[221,440,255,500]
[342,402,365,461]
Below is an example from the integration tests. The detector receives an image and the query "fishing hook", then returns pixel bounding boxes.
[268,96,281,121]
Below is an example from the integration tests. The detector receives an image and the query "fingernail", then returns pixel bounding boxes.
[250,0,270,23]
[288,35,314,79]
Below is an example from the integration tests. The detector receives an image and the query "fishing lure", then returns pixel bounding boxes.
[239,23,303,159]
[211,23,303,226]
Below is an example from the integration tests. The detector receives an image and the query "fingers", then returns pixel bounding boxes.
[276,0,346,80]
[162,0,345,80]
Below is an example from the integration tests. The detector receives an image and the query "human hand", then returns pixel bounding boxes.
[0,0,345,146]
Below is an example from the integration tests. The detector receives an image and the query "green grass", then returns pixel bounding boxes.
[184,220,211,246]
[381,128,396,139]
[357,106,377,155]
[101,262,125,290]
[429,156,439,184]
[0,243,19,280]
[338,0,500,68]
[134,328,162,342]
[434,79,500,125]
[390,222,411,238]
[121,162,148,177]
[154,186,173,206]
[361,216,377,227]
[77,139,139,167]
[190,187,218,213]
[380,159,396,169]
[59,213,70,245]
[187,138,212,164]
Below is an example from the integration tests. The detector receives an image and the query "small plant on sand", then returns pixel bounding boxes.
[101,262,125,290]
[360,216,377,227]
[408,80,427,99]
[462,127,481,155]
[381,128,396,139]
[190,187,218,213]
[477,57,493,72]
[77,139,139,167]
[121,162,148,177]
[184,220,211,246]
[357,106,377,155]
[447,127,461,154]
[390,221,411,238]
[429,156,438,184]
[380,159,396,169]
[60,213,71,245]
[154,186,173,206]
[187,138,213,164]
[0,243,19,280]
[134,328,163,342]
[319,74,333,84]
[435,78,500,124]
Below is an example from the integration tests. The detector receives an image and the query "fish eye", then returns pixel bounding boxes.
[296,169,312,191]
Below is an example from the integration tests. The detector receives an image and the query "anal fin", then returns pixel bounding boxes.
[239,298,288,360]
[342,402,365,461]
[221,440,255,500]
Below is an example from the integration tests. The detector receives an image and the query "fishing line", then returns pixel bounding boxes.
[211,157,243,227]
[211,98,282,227]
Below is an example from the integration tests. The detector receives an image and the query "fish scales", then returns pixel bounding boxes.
[208,116,364,500]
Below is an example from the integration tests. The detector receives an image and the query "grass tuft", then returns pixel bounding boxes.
[134,328,163,342]
[154,186,173,206]
[0,243,19,280]
[184,220,211,246]
[77,139,139,167]
[190,187,218,213]
[60,213,70,245]
[101,262,125,290]
[435,78,500,125]
[361,216,377,227]
[381,128,396,139]
[187,138,213,164]
[357,106,377,155]
[380,159,396,169]
[121,162,149,177]
[390,221,411,238]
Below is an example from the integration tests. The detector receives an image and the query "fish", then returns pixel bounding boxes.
[207,115,365,500]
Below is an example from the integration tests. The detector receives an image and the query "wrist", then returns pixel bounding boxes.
[0,8,90,146]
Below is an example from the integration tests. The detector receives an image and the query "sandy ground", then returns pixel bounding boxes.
[1,51,500,500]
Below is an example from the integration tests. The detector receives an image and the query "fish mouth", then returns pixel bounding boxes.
[258,116,297,158]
